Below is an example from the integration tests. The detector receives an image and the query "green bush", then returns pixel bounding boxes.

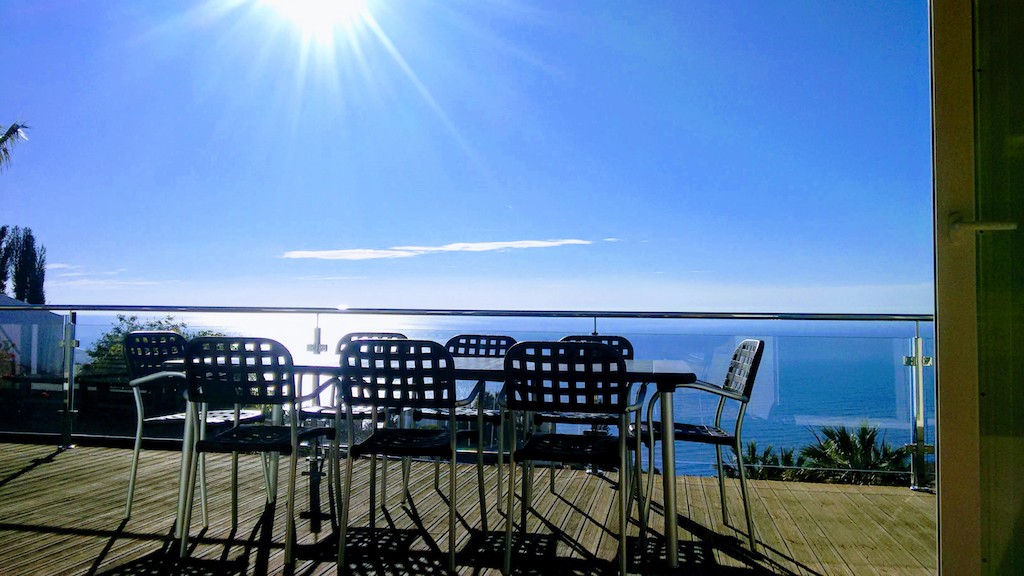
[724,424,911,486]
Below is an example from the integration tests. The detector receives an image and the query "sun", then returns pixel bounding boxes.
[262,0,369,42]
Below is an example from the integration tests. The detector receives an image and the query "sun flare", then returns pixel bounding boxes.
[262,0,369,42]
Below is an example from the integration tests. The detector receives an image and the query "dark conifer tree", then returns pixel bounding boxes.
[2,226,47,304]
[0,225,8,293]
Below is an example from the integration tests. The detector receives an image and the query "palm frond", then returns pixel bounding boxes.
[0,122,30,171]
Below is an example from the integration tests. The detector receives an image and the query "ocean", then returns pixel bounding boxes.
[69,311,936,477]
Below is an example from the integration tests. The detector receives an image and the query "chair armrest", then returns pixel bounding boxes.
[297,376,340,403]
[676,379,747,402]
[626,381,649,413]
[129,371,185,390]
[454,378,485,408]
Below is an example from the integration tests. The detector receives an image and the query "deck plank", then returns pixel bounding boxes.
[0,443,936,575]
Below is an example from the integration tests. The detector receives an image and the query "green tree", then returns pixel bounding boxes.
[0,122,28,172]
[31,247,45,304]
[799,424,910,486]
[79,314,220,376]
[2,227,46,304]
[0,226,9,293]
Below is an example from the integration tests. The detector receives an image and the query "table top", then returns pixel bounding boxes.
[172,356,697,386]
[448,356,696,386]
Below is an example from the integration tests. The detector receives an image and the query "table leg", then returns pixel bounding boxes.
[661,390,678,568]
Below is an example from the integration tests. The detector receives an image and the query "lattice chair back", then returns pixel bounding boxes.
[721,339,765,400]
[185,337,295,406]
[124,331,188,378]
[504,341,630,414]
[335,332,407,355]
[445,334,517,357]
[560,334,635,360]
[339,339,457,410]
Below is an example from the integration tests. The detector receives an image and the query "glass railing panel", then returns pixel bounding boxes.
[0,308,69,436]
[0,305,936,489]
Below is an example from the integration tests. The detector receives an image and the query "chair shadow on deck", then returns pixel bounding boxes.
[631,502,823,576]
[292,487,460,575]
[295,527,451,575]
[91,502,277,576]
[0,447,63,489]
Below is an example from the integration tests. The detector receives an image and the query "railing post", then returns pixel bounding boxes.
[59,312,79,449]
[904,322,934,491]
[307,314,327,355]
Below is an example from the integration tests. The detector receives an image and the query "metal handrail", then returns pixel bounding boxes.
[0,303,933,322]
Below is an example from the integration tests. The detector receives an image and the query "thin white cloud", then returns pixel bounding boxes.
[282,239,591,260]
[48,278,162,289]
[43,264,163,290]
[283,249,422,260]
[46,263,81,271]
[295,275,369,281]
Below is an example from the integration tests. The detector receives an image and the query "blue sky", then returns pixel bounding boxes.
[2,0,933,313]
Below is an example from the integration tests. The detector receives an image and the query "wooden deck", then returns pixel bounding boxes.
[0,443,936,575]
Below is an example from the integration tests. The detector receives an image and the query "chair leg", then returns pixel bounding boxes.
[382,454,390,506]
[264,453,281,504]
[306,436,324,534]
[627,447,644,547]
[495,419,504,504]
[382,453,391,506]
[402,456,412,503]
[179,445,202,558]
[124,413,144,519]
[231,452,239,528]
[337,452,355,571]
[369,455,378,533]
[174,406,196,541]
[285,449,299,565]
[521,462,533,530]
[476,427,488,532]
[643,439,656,529]
[715,444,729,524]
[734,442,757,551]
[199,454,209,528]
[618,448,629,576]
[448,451,457,573]
[503,453,516,575]
[327,436,339,533]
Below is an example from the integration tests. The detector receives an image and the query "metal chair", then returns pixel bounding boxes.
[122,331,262,521]
[296,331,408,523]
[177,337,332,564]
[412,334,516,529]
[560,334,635,359]
[334,339,478,572]
[502,341,639,576]
[555,335,647,503]
[554,335,636,432]
[640,338,765,550]
[298,332,407,422]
